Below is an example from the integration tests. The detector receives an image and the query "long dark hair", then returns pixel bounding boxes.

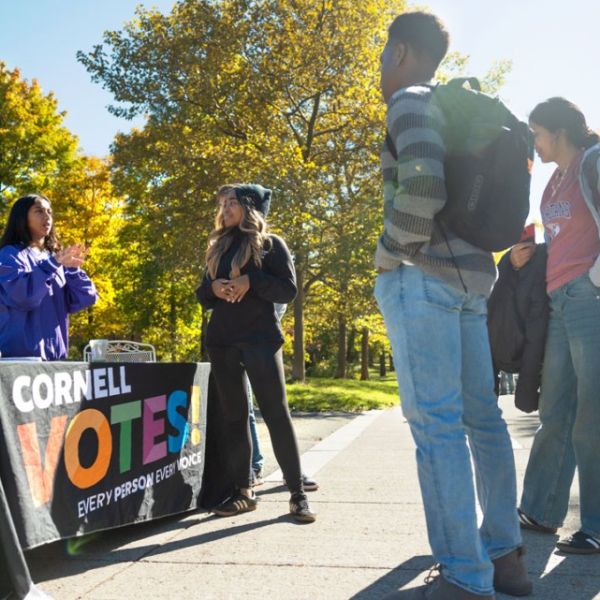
[0,194,61,252]
[529,97,600,150]
[205,184,269,279]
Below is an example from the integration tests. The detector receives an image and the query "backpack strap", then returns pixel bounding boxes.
[446,77,481,92]
[580,146,600,236]
[385,130,398,160]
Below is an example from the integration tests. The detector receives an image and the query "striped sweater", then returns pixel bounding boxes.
[375,84,497,298]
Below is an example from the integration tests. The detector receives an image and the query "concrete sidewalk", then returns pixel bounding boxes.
[26,397,600,599]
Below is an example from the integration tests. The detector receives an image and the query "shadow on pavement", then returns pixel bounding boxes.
[521,529,600,599]
[26,511,203,582]
[114,514,287,560]
[255,484,288,496]
[26,513,290,582]
[538,552,600,599]
[349,534,600,600]
[349,555,433,599]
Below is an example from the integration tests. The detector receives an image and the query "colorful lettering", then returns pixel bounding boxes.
[64,409,112,489]
[16,416,68,506]
[167,391,189,453]
[110,400,142,473]
[143,395,167,465]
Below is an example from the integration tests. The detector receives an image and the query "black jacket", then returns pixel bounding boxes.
[487,244,549,413]
[196,231,296,347]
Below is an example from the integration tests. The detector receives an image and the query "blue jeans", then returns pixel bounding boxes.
[520,273,600,538]
[245,373,264,472]
[375,266,521,596]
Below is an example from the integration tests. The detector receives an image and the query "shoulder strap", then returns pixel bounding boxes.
[446,77,481,91]
[580,148,600,239]
[385,130,398,161]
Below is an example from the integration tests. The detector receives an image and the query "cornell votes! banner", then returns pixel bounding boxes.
[0,361,209,549]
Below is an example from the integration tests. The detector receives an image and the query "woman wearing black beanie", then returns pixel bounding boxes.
[196,183,316,523]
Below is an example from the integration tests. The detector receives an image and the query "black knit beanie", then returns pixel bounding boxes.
[235,184,272,217]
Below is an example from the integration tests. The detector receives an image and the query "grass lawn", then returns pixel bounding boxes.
[286,374,399,412]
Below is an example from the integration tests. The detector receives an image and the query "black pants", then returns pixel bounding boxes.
[208,343,303,493]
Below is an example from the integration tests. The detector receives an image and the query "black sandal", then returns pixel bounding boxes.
[556,531,600,554]
[517,508,557,534]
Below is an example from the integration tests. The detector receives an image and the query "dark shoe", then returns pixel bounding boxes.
[251,468,264,487]
[212,492,257,517]
[302,474,318,491]
[384,565,495,599]
[284,473,319,491]
[556,531,600,554]
[289,492,316,523]
[493,546,533,596]
[517,508,557,534]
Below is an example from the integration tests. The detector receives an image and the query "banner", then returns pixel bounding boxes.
[0,361,208,549]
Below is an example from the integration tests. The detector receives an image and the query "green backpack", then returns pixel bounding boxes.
[387,78,533,252]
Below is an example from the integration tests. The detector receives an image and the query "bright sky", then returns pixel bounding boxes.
[420,0,600,223]
[1,0,599,222]
[0,1,175,155]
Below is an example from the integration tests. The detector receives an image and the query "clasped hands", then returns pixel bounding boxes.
[211,275,250,303]
[56,244,88,269]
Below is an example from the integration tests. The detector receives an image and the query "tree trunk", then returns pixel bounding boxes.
[360,327,369,381]
[335,313,347,378]
[292,263,305,382]
[169,282,177,362]
[389,353,395,372]
[379,351,387,377]
[346,326,357,369]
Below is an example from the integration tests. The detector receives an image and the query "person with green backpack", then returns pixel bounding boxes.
[375,11,532,600]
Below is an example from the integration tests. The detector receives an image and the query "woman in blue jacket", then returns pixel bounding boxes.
[0,194,98,360]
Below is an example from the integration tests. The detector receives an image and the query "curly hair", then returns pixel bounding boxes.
[205,184,271,279]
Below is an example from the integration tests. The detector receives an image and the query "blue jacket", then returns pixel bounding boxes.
[0,244,98,360]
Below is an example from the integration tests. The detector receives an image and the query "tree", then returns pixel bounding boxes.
[108,124,217,360]
[0,62,78,207]
[309,54,512,379]
[78,0,511,374]
[78,0,409,379]
[47,156,129,356]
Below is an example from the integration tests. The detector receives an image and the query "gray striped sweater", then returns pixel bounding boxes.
[375,83,497,298]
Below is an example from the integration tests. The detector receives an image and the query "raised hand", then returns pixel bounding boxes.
[56,244,88,268]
